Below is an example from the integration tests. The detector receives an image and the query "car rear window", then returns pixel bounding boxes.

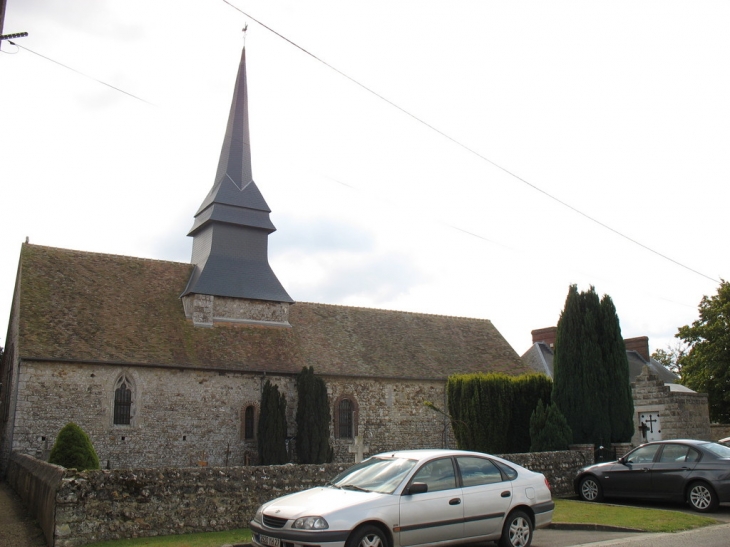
[702,442,730,458]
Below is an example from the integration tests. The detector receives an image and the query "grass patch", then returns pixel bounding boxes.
[554,499,718,533]
[82,528,251,547]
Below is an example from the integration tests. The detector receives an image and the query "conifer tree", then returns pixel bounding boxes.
[49,422,100,471]
[552,285,634,446]
[295,366,333,464]
[529,399,573,451]
[552,285,611,445]
[599,295,635,442]
[258,381,288,465]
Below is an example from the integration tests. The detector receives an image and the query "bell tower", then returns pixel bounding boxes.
[182,47,293,327]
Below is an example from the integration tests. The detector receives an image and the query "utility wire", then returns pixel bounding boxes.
[221,1,720,285]
[10,42,154,105]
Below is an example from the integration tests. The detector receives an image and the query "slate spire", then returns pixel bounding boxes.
[182,47,293,307]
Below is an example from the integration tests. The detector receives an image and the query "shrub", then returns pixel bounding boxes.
[529,399,573,452]
[48,422,100,470]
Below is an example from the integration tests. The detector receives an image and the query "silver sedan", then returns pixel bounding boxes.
[250,449,554,547]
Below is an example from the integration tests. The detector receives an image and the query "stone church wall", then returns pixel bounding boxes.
[8,362,454,470]
[0,279,22,477]
[631,366,711,446]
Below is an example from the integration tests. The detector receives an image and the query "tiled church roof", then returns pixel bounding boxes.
[17,244,527,380]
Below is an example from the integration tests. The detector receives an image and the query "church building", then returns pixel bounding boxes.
[0,47,529,473]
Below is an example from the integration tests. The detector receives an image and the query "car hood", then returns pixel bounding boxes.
[263,487,391,519]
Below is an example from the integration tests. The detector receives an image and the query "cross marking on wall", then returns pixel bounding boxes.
[348,435,370,463]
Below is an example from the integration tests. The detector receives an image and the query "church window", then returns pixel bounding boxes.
[114,376,133,425]
[335,396,358,439]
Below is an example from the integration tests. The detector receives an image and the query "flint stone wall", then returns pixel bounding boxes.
[10,450,589,547]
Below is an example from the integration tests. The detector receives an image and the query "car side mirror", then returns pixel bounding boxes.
[618,456,628,465]
[406,482,428,495]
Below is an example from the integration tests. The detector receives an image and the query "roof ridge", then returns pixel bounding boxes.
[297,301,493,322]
[23,242,189,267]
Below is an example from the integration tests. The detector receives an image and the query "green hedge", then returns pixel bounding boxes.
[447,373,552,453]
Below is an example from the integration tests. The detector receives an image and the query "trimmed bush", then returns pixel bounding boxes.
[447,372,552,454]
[48,422,100,470]
[529,399,573,452]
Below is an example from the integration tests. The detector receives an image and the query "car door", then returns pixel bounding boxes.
[650,444,700,500]
[399,457,463,547]
[602,443,660,497]
[456,456,513,541]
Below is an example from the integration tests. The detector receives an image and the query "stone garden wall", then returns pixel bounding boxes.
[8,449,590,547]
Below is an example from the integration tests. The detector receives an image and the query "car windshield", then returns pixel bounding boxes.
[701,442,730,458]
[329,457,418,494]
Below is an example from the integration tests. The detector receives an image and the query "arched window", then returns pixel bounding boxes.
[114,376,133,425]
[334,396,358,439]
[244,405,256,440]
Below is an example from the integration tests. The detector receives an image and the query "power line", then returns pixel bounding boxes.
[9,42,154,106]
[221,0,719,285]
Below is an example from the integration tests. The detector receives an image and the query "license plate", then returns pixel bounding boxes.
[259,534,281,547]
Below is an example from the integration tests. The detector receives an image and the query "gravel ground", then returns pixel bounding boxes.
[0,480,47,547]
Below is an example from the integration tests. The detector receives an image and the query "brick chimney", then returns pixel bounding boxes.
[624,336,650,361]
[531,327,557,348]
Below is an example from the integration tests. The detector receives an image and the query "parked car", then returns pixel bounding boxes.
[574,439,730,512]
[250,449,554,547]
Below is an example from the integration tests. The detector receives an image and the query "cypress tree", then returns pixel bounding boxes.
[295,367,333,464]
[49,422,100,471]
[599,295,635,442]
[258,381,288,465]
[552,285,611,445]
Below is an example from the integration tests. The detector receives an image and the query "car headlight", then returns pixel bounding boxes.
[253,506,264,524]
[292,516,329,530]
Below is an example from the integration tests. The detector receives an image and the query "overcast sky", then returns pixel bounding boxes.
[1,1,729,356]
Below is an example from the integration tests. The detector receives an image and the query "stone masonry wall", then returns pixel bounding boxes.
[710,424,730,441]
[10,362,455,470]
[9,450,587,547]
[631,366,711,445]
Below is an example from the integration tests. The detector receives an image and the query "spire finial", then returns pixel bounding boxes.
[243,23,248,46]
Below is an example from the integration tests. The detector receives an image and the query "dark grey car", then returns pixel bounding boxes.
[574,439,730,512]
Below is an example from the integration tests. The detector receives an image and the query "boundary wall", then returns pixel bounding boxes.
[8,450,590,547]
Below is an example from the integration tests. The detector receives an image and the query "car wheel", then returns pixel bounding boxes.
[578,475,604,503]
[346,525,388,547]
[498,510,533,547]
[687,481,718,512]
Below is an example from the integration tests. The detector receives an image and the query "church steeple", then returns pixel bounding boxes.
[182,46,293,328]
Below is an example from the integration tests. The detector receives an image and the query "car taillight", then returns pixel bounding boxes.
[544,477,552,492]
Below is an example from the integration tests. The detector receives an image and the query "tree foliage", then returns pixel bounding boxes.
[48,422,100,471]
[258,380,289,465]
[677,280,730,422]
[651,343,687,375]
[529,399,572,451]
[447,372,552,453]
[599,294,635,442]
[552,285,633,445]
[295,366,333,464]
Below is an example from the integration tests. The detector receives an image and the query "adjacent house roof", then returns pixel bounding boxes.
[521,341,680,385]
[17,244,527,381]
